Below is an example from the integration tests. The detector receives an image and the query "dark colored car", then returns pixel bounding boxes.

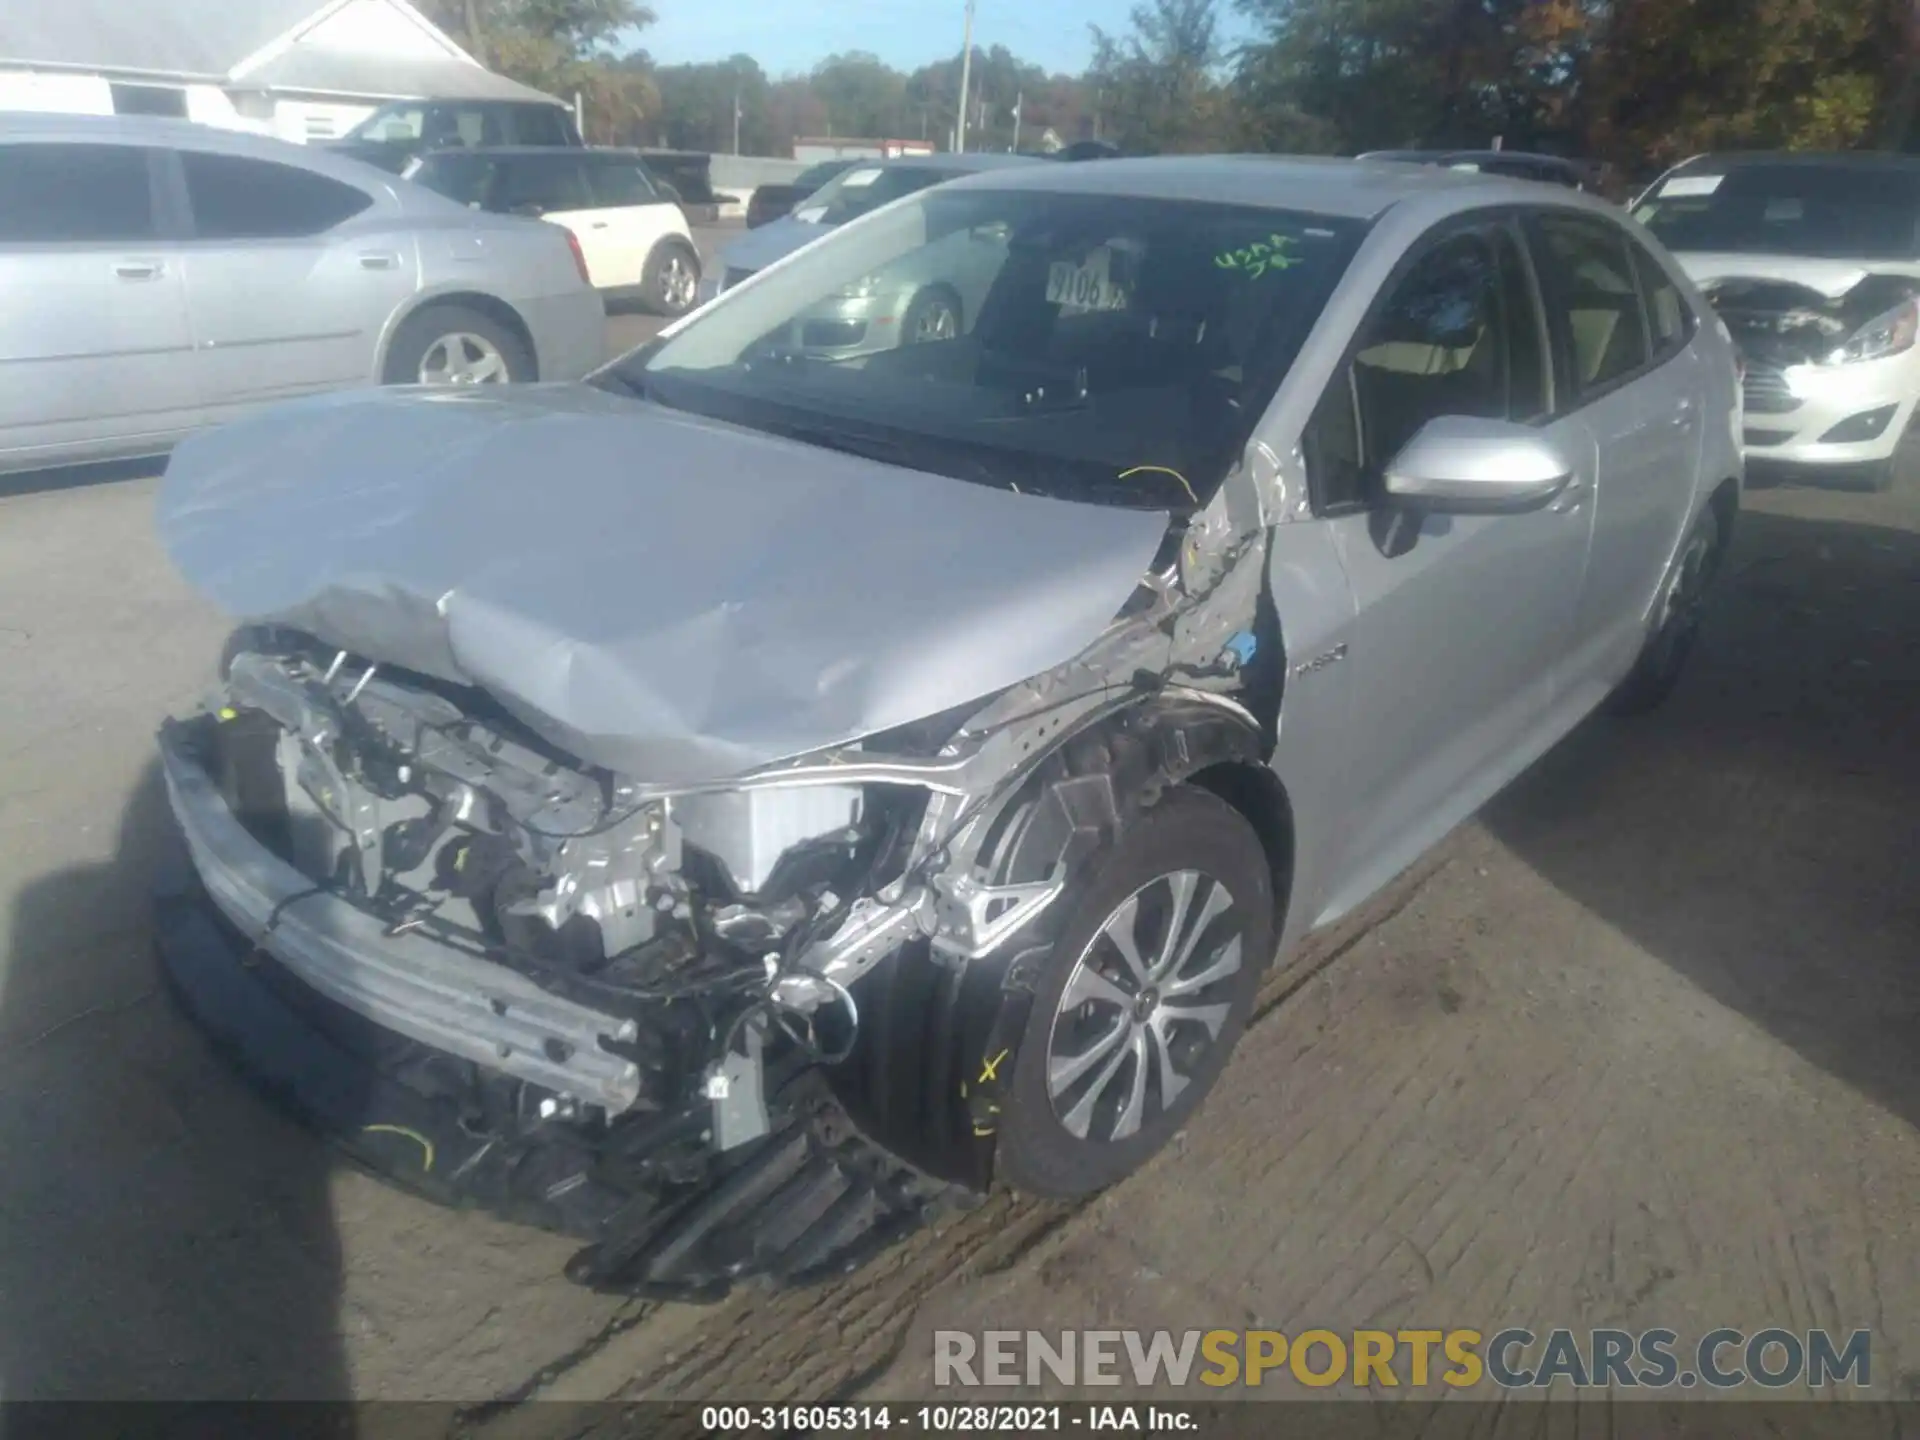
[636,150,740,224]
[745,158,858,229]
[330,97,582,175]
[1359,149,1594,190]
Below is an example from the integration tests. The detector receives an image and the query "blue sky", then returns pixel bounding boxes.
[637,0,1252,77]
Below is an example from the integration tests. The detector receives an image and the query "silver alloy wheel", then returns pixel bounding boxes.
[417,332,510,386]
[1046,870,1242,1143]
[910,298,958,343]
[659,252,698,311]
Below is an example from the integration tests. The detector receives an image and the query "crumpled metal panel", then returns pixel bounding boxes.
[156,384,1169,785]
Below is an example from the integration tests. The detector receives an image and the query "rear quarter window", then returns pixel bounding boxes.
[183,151,374,239]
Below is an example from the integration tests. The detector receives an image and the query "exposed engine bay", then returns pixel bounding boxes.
[1701,273,1920,369]
[157,476,1284,1294]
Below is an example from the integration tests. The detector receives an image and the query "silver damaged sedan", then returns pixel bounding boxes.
[0,113,605,477]
[152,156,1742,1294]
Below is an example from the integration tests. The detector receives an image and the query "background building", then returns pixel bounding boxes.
[0,0,556,144]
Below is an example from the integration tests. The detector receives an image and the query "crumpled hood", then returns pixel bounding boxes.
[157,384,1168,785]
[1676,252,1920,368]
[715,214,831,278]
[1673,251,1920,299]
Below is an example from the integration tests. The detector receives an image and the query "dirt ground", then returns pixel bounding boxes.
[1,328,1916,1410]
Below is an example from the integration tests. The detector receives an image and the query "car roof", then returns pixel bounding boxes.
[938,153,1573,221]
[1362,149,1582,168]
[854,151,1043,175]
[418,146,641,159]
[1673,150,1920,175]
[0,111,407,190]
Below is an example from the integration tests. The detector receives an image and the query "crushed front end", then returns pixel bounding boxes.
[156,631,991,1297]
[155,526,1277,1297]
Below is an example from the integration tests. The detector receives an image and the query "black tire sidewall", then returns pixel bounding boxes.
[382,304,531,385]
[994,787,1276,1200]
[644,239,700,317]
[1609,502,1722,715]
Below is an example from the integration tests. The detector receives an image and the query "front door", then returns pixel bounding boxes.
[1303,215,1597,923]
[0,141,201,468]
[170,148,411,415]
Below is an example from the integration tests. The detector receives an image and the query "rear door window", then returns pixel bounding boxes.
[1531,213,1652,396]
[0,142,156,242]
[182,151,373,238]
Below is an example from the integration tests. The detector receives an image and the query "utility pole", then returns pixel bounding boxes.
[732,72,742,155]
[1011,90,1022,153]
[955,0,976,152]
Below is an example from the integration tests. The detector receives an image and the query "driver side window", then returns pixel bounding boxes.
[1306,222,1547,512]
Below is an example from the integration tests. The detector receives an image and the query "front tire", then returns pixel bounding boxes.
[382,304,531,387]
[994,788,1275,1199]
[901,285,962,346]
[642,238,701,317]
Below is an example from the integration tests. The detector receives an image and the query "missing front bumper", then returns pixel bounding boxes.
[156,719,972,1293]
[158,717,645,1113]
[156,848,965,1295]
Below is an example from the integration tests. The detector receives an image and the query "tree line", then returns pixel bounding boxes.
[420,0,1915,179]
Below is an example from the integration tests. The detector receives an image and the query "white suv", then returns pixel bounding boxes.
[407,147,702,316]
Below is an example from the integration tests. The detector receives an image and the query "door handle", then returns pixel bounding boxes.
[589,221,610,229]
[358,252,400,270]
[1549,478,1590,515]
[113,261,162,280]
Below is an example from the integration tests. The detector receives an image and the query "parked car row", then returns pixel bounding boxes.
[0,112,710,476]
[150,151,1744,1295]
[0,113,608,476]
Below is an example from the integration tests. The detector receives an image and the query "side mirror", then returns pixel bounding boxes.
[1383,415,1575,514]
[511,201,545,218]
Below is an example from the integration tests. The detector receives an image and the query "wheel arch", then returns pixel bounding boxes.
[378,290,540,383]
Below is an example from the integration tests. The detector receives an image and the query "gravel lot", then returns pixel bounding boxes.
[2,244,1916,1411]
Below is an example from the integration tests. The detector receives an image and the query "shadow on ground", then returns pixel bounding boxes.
[0,760,352,1404]
[1486,502,1920,1133]
[0,456,165,500]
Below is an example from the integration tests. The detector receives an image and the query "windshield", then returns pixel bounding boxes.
[407,151,491,206]
[794,159,856,192]
[343,101,432,143]
[792,165,951,227]
[1636,165,1920,260]
[600,186,1363,511]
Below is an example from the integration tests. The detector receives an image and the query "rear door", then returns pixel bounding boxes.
[0,140,201,468]
[1525,209,1706,703]
[170,148,415,414]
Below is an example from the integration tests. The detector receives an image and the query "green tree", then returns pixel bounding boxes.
[810,52,911,139]
[1089,0,1236,153]
[1586,0,1886,167]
